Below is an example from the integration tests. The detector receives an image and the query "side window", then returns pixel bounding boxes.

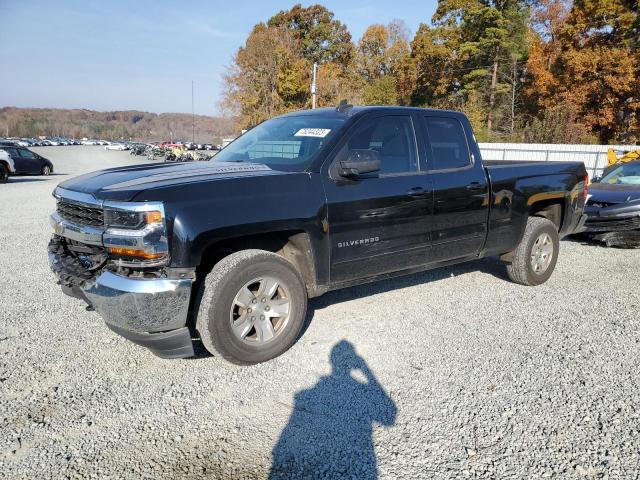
[346,115,418,175]
[19,149,36,159]
[424,117,470,170]
[5,148,19,158]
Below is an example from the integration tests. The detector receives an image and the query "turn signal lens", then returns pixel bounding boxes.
[108,247,166,260]
[583,175,589,201]
[145,210,163,224]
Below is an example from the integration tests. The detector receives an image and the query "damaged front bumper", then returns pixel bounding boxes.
[579,203,640,247]
[48,245,195,359]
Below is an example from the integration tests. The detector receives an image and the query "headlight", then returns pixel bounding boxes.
[103,209,162,229]
[102,202,169,266]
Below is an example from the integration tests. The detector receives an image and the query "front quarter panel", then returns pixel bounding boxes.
[136,172,328,273]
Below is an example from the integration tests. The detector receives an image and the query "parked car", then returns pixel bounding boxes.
[47,106,587,363]
[129,144,148,155]
[104,142,129,151]
[0,149,16,183]
[81,139,100,145]
[579,160,640,247]
[0,146,54,175]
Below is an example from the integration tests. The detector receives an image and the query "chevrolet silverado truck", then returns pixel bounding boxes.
[48,106,588,364]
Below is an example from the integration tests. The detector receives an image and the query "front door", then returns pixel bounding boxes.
[323,114,433,284]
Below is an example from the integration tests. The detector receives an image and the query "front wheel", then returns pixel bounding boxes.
[0,164,8,183]
[196,249,308,365]
[506,217,559,286]
[41,165,52,176]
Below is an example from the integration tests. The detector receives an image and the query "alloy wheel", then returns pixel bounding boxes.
[530,232,554,273]
[229,276,291,345]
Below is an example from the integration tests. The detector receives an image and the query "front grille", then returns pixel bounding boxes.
[57,200,104,226]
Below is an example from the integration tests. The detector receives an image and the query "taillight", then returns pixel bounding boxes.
[583,175,589,203]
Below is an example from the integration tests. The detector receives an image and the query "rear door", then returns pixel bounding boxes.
[420,115,490,262]
[322,113,434,284]
[17,148,41,173]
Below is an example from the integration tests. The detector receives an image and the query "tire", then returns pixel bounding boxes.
[196,249,308,365]
[506,217,560,286]
[41,165,52,175]
[0,164,7,184]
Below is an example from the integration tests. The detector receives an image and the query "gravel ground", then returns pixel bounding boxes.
[1,146,639,479]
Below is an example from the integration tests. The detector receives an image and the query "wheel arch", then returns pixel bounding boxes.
[528,198,564,231]
[0,160,12,174]
[196,229,322,298]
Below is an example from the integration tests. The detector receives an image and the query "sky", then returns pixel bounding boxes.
[0,0,437,116]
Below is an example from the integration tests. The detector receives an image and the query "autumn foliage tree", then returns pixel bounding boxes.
[525,0,639,143]
[357,21,412,105]
[224,4,356,129]
[223,1,639,144]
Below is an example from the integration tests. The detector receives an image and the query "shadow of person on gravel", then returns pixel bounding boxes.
[269,340,396,479]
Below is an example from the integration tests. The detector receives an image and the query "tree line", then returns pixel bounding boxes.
[0,108,234,143]
[222,1,639,144]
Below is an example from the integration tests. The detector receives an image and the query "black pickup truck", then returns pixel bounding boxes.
[48,106,587,363]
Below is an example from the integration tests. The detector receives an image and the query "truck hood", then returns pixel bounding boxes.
[57,161,283,201]
[587,182,640,205]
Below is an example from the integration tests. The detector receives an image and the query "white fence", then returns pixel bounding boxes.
[479,143,638,178]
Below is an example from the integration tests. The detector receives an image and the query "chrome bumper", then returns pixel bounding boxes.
[48,247,192,332]
[48,249,194,357]
[82,270,193,333]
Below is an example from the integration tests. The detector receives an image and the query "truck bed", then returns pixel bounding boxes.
[484,160,586,183]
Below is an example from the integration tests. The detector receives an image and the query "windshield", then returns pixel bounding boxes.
[214,115,344,171]
[600,162,640,185]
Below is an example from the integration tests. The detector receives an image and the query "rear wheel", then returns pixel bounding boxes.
[506,217,559,286]
[0,164,7,183]
[196,249,308,365]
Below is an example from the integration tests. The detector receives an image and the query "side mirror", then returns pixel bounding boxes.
[339,149,380,178]
[591,175,601,183]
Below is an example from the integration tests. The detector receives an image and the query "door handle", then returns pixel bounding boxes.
[466,182,484,191]
[406,187,428,198]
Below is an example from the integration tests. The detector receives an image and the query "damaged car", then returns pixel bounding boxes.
[582,160,640,247]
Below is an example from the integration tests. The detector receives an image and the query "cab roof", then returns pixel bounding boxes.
[276,105,465,120]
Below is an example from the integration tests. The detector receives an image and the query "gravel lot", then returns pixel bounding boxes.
[1,146,639,479]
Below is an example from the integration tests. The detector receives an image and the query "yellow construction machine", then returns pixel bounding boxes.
[607,148,640,166]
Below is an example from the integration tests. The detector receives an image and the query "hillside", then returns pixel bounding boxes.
[0,107,236,143]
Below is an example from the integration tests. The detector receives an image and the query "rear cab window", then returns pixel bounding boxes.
[423,117,471,170]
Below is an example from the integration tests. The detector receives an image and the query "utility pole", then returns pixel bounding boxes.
[311,63,317,109]
[510,56,517,136]
[191,80,195,143]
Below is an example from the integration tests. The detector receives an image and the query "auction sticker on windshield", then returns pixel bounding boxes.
[294,128,331,138]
